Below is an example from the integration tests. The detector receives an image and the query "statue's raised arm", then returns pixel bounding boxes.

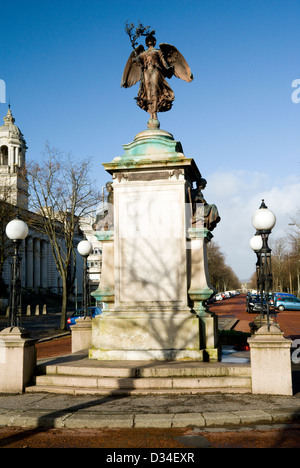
[121,28,193,122]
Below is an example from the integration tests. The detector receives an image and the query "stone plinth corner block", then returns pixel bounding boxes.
[247,324,293,395]
[71,316,93,353]
[0,327,36,394]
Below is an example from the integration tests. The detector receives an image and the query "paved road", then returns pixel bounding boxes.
[1,423,300,448]
[210,294,300,341]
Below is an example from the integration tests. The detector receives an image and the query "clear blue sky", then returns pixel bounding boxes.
[1,0,299,280]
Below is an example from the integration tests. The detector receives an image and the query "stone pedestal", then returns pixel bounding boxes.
[89,123,217,361]
[0,327,36,393]
[71,316,92,353]
[247,324,293,395]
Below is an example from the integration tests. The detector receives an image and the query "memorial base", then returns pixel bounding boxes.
[89,309,203,361]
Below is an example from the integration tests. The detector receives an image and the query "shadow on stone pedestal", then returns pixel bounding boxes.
[0,327,36,394]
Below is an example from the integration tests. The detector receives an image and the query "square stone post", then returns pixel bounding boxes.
[247,324,293,395]
[0,327,36,394]
[71,316,92,353]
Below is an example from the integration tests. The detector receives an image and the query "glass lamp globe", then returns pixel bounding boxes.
[252,201,276,231]
[77,240,93,257]
[250,235,263,252]
[6,218,29,240]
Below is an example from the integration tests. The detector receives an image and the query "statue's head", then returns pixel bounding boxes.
[146,34,156,47]
[106,181,113,192]
[196,178,207,190]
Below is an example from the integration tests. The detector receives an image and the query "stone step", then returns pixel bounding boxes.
[25,384,251,396]
[37,362,251,379]
[32,373,251,390]
[26,355,252,395]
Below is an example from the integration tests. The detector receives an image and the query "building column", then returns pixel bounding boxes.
[8,147,14,171]
[40,241,48,288]
[33,238,41,289]
[26,237,33,288]
[21,239,26,287]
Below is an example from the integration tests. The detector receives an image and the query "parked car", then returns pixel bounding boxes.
[274,294,296,306]
[67,306,102,329]
[274,292,295,297]
[275,296,300,311]
[215,294,223,301]
[246,294,273,313]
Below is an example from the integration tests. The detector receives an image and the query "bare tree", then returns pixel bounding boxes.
[207,241,240,291]
[23,144,102,329]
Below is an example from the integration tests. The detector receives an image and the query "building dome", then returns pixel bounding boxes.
[0,107,26,144]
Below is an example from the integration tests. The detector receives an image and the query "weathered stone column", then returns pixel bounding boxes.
[91,231,114,309]
[188,227,219,361]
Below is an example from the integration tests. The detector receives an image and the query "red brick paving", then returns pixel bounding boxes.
[210,294,300,340]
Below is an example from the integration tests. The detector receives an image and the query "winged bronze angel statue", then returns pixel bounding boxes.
[121,34,193,121]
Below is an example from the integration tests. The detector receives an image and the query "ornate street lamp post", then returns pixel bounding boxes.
[249,234,263,294]
[250,200,276,331]
[77,240,93,317]
[5,217,28,328]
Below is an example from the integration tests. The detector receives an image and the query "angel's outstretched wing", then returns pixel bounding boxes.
[159,43,193,83]
[121,45,144,88]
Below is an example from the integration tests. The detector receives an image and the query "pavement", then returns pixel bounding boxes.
[1,386,300,430]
